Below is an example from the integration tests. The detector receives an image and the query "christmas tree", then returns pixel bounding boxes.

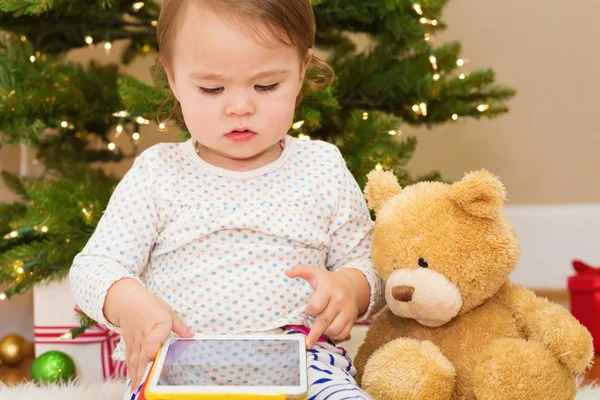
[0,0,515,310]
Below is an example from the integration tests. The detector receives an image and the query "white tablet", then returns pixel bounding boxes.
[144,334,308,400]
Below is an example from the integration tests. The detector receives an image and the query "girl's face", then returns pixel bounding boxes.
[167,4,312,171]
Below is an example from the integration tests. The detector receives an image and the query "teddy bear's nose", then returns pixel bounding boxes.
[392,285,415,302]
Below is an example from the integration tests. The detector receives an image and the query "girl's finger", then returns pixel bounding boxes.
[305,289,330,316]
[306,305,338,348]
[135,342,151,395]
[128,346,140,393]
[338,319,356,342]
[324,313,348,339]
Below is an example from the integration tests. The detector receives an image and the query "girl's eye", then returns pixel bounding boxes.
[255,83,279,92]
[198,87,223,95]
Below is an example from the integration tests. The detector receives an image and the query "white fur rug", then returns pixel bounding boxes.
[0,380,598,399]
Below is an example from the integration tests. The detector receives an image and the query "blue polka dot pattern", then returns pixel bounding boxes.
[70,135,385,361]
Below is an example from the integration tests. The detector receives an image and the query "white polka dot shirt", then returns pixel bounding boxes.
[70,135,384,360]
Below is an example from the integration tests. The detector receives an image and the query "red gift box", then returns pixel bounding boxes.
[568,260,600,353]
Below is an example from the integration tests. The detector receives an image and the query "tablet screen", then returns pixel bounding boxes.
[156,338,301,387]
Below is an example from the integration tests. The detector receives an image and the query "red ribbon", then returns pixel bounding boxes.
[573,260,600,275]
[34,324,127,380]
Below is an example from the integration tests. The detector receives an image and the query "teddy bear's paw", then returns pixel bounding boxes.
[536,313,595,373]
[472,338,576,400]
[361,338,455,400]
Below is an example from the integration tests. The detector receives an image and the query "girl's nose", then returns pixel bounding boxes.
[225,91,255,117]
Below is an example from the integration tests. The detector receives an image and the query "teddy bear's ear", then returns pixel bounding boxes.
[450,170,505,219]
[364,169,402,214]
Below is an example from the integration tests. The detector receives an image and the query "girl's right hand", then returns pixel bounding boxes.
[104,279,194,393]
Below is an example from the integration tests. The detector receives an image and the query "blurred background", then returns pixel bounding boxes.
[0,0,599,387]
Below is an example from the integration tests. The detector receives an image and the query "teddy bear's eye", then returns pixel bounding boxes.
[418,258,429,268]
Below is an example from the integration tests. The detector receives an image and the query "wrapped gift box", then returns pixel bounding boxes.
[33,278,126,381]
[568,260,600,353]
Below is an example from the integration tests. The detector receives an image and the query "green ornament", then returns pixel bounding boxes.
[30,350,77,384]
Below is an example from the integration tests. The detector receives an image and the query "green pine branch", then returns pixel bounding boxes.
[0,168,117,298]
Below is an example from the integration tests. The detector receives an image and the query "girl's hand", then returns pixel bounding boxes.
[285,265,367,348]
[104,279,194,393]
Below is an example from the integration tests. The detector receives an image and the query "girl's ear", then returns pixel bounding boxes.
[161,57,180,102]
[300,48,313,83]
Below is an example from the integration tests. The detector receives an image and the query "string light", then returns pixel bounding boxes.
[40,226,48,233]
[116,125,124,137]
[412,3,423,15]
[158,122,166,130]
[429,55,437,70]
[65,238,71,243]
[424,33,431,41]
[108,143,116,151]
[132,132,140,141]
[61,121,68,128]
[298,134,311,141]
[388,130,400,136]
[457,59,465,67]
[5,231,18,239]
[375,164,383,171]
[17,267,24,274]
[362,112,369,120]
[85,36,93,45]
[136,117,150,125]
[452,114,458,120]
[133,2,145,11]
[420,18,438,25]
[30,55,36,63]
[58,332,73,340]
[151,20,158,27]
[459,74,466,80]
[477,104,490,112]
[104,42,112,52]
[433,73,440,81]
[142,45,151,53]
[82,208,92,219]
[291,120,305,130]
[412,105,420,112]
[0,293,6,301]
[420,102,428,116]
[114,111,129,118]
[20,35,27,42]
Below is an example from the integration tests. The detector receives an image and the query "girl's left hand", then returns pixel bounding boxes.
[285,264,360,348]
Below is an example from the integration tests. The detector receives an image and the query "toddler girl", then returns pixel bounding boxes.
[70,1,384,399]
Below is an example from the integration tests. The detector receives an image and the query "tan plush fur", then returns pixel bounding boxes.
[355,170,594,400]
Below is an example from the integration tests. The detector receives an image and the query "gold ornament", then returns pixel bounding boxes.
[0,366,29,386]
[0,334,30,366]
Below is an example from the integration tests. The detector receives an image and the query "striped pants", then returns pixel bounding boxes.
[300,339,372,400]
[123,329,372,400]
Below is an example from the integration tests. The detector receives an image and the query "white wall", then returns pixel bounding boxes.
[507,205,600,289]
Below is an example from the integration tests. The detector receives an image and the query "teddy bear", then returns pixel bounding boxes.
[354,169,594,400]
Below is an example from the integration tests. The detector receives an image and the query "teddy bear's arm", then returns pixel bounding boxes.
[354,307,400,385]
[499,282,594,373]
